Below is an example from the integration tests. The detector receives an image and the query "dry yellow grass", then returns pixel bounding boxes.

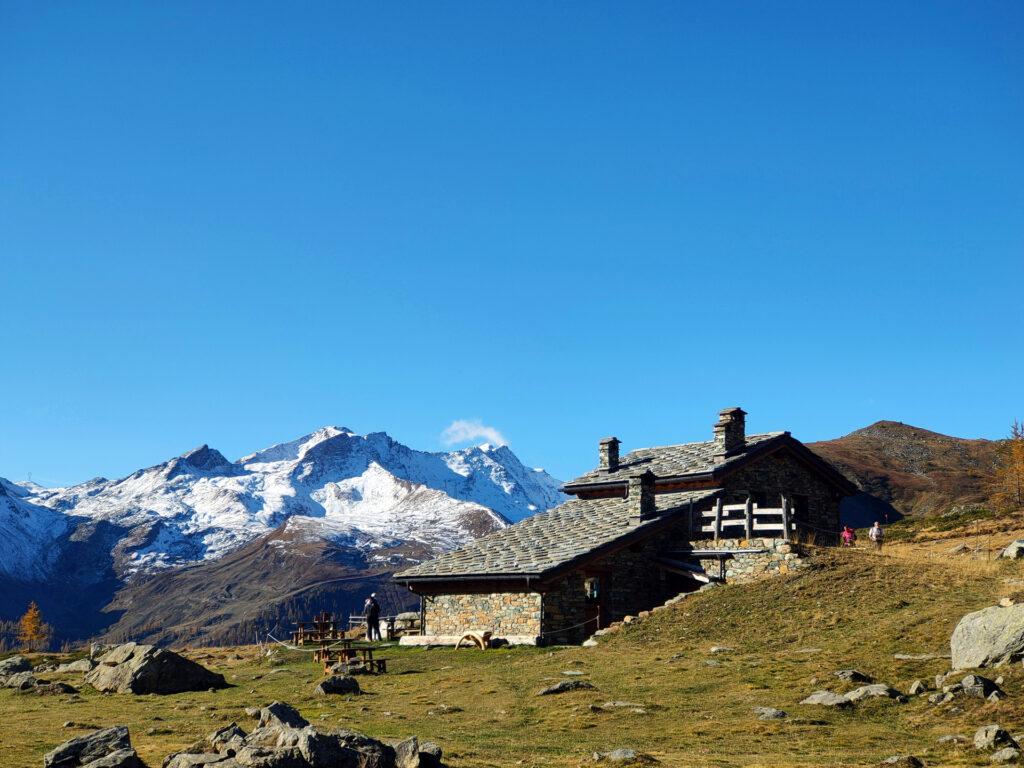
[2,548,1023,767]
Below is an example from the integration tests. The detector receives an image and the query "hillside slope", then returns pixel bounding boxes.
[810,420,1001,518]
[4,547,1021,767]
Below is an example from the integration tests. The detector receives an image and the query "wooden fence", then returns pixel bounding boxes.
[698,497,793,541]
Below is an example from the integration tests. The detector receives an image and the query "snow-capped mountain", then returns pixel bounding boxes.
[1,427,565,580]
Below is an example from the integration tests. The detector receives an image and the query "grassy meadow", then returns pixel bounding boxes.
[4,544,1024,767]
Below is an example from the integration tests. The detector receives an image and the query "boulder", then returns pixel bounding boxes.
[315,675,361,696]
[993,748,1022,764]
[258,701,310,730]
[1002,541,1024,559]
[844,684,904,703]
[976,725,1019,751]
[963,674,1003,699]
[951,604,1024,669]
[43,725,143,768]
[392,736,419,768]
[208,722,247,750]
[57,658,97,674]
[0,654,32,676]
[4,671,39,690]
[85,643,226,695]
[799,690,853,708]
[752,707,787,720]
[834,669,873,683]
[537,680,596,696]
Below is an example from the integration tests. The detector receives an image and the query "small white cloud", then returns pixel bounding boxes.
[441,419,508,447]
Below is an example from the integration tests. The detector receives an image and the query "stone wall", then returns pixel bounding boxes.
[720,451,842,544]
[695,538,805,583]
[422,591,541,638]
[540,516,696,644]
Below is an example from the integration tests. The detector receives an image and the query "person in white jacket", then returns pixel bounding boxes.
[868,522,884,551]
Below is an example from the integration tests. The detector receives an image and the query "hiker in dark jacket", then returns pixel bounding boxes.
[363,593,382,641]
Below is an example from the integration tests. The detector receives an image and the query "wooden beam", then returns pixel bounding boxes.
[713,497,723,541]
[744,496,754,540]
[781,494,791,542]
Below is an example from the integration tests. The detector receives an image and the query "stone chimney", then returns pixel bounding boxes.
[628,470,657,519]
[713,407,747,463]
[598,436,621,472]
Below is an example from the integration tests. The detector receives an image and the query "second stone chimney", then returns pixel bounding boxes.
[713,407,747,462]
[598,436,621,472]
[628,470,657,519]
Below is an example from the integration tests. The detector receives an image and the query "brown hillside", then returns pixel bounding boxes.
[809,420,1002,517]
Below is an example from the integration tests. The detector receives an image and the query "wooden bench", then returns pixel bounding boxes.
[455,631,493,650]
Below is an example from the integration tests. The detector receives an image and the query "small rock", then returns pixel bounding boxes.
[937,734,967,745]
[562,670,586,676]
[834,669,873,683]
[537,680,596,696]
[592,748,658,764]
[753,706,787,720]
[908,680,927,695]
[844,684,903,703]
[708,646,734,654]
[878,757,923,767]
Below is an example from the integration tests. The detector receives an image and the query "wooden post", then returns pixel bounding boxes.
[744,496,754,541]
[687,499,694,538]
[781,494,791,542]
[713,498,723,541]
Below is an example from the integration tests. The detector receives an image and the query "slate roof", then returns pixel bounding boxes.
[563,432,787,488]
[394,488,719,580]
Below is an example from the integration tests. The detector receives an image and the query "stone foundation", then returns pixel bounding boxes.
[422,591,541,638]
[695,538,804,582]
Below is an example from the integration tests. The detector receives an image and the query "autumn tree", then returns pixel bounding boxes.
[17,601,50,652]
[992,420,1024,512]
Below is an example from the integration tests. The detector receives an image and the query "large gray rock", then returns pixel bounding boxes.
[976,725,1019,751]
[1002,541,1024,559]
[315,675,361,696]
[992,748,1022,764]
[800,690,852,708]
[85,643,226,695]
[57,658,97,674]
[0,654,32,676]
[43,726,143,768]
[258,701,310,730]
[951,605,1024,669]
[963,674,1003,699]
[3,670,39,690]
[834,669,873,683]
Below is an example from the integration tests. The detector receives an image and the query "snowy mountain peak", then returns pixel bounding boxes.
[2,425,567,582]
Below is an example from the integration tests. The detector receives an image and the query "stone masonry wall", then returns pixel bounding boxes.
[423,591,541,638]
[541,516,695,645]
[695,538,805,583]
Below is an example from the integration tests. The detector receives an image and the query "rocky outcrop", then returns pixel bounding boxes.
[799,691,852,708]
[43,725,143,768]
[537,680,596,696]
[0,654,32,677]
[975,725,1019,751]
[85,643,226,695]
[951,605,1024,669]
[163,701,443,768]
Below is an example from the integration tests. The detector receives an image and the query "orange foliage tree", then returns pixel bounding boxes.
[17,601,50,652]
[993,420,1024,512]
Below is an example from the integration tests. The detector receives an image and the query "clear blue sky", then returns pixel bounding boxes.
[1,2,1021,486]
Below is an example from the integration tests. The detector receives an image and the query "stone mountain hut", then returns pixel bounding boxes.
[394,408,857,646]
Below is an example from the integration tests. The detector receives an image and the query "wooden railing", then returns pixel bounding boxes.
[700,497,793,541]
